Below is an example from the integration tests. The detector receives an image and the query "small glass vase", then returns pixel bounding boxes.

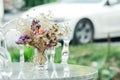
[34,48,48,71]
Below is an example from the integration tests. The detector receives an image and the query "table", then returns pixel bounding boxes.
[1,62,98,80]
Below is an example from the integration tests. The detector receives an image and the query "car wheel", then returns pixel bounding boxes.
[73,19,94,44]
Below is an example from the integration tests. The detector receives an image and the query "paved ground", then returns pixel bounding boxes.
[1,11,24,25]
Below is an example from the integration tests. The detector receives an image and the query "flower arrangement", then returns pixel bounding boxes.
[16,14,69,65]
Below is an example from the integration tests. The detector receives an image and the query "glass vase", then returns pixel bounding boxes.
[61,39,70,64]
[34,48,48,71]
[50,47,55,63]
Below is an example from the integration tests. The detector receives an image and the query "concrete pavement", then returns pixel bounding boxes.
[1,11,24,26]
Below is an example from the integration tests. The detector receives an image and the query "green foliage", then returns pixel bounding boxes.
[54,46,62,63]
[23,0,57,10]
[24,46,34,62]
[8,47,20,62]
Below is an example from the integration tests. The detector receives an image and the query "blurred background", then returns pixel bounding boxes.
[0,0,120,80]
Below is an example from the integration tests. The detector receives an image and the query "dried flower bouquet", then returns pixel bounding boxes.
[16,14,69,65]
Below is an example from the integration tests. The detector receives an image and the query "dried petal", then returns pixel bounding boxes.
[16,39,23,44]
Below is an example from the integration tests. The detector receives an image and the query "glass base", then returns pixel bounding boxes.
[61,61,68,65]
[34,61,48,71]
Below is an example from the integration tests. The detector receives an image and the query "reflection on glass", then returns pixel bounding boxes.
[63,64,70,77]
[18,45,25,79]
[0,47,5,69]
[0,47,12,80]
[0,32,4,47]
[50,47,55,63]
[51,63,58,78]
[17,70,26,79]
[33,70,49,79]
[19,45,24,66]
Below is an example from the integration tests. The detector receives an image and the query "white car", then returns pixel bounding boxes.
[21,0,120,44]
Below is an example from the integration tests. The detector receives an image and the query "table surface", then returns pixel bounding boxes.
[1,62,98,80]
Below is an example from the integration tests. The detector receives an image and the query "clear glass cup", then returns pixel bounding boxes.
[0,18,25,79]
[1,18,24,63]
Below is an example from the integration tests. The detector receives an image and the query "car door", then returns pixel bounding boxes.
[93,0,120,36]
[104,0,120,35]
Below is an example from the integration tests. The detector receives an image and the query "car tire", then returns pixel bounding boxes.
[73,19,94,44]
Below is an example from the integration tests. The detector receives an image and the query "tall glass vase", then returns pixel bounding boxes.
[17,45,25,79]
[50,47,55,63]
[61,39,70,64]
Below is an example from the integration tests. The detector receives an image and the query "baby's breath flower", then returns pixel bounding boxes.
[16,13,70,50]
